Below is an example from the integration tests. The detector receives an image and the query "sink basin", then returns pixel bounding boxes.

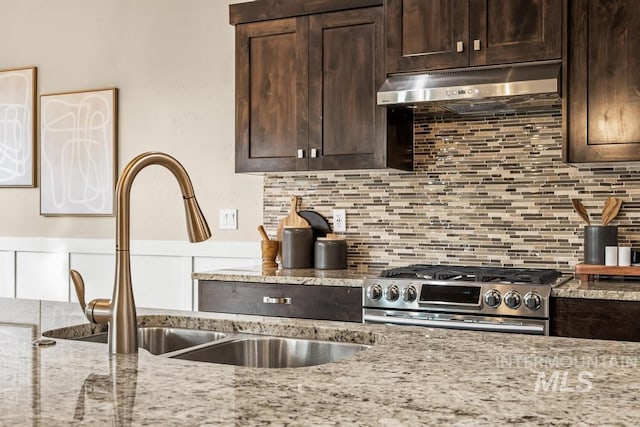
[53,324,372,367]
[171,336,370,368]
[73,327,227,355]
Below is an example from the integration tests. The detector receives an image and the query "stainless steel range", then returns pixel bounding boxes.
[363,265,571,335]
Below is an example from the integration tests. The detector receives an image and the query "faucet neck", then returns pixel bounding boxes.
[116,152,196,251]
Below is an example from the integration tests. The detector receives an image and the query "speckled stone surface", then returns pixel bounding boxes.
[193,266,367,287]
[553,277,640,301]
[2,305,640,425]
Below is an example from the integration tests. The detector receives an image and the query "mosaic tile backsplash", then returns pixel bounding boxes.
[264,101,640,274]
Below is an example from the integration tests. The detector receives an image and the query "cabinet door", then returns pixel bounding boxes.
[386,0,469,73]
[308,8,386,170]
[235,18,309,172]
[551,297,640,342]
[566,0,640,162]
[198,281,363,322]
[469,0,561,66]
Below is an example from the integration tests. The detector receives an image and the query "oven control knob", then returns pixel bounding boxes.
[504,291,521,309]
[524,292,542,310]
[384,285,400,302]
[366,285,382,301]
[401,286,417,302]
[484,290,501,308]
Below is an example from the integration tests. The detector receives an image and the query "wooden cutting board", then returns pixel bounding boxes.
[276,196,310,257]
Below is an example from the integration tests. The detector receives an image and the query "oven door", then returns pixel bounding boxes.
[363,309,548,335]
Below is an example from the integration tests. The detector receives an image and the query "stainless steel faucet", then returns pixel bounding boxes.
[71,152,211,354]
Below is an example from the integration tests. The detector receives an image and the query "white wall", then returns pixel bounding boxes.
[0,0,262,242]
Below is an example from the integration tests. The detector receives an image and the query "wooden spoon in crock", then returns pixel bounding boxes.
[571,199,590,226]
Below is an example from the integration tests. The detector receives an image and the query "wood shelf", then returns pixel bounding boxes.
[575,263,640,282]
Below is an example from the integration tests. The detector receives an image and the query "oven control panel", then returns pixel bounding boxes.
[363,278,551,319]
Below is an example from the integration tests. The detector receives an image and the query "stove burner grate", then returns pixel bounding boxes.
[380,265,561,285]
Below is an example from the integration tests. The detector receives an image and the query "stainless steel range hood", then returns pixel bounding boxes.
[377,62,561,114]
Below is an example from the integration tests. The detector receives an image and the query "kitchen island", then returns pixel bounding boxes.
[1,297,639,425]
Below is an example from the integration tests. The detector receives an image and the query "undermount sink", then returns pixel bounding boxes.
[171,336,371,368]
[73,327,227,355]
[60,326,371,367]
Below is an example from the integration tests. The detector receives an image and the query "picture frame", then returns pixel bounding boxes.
[0,67,37,187]
[40,88,118,216]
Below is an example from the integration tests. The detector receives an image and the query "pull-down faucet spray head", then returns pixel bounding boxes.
[183,195,211,243]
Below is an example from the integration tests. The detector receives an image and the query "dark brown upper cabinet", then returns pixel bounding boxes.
[235,18,309,172]
[233,1,413,173]
[565,0,640,163]
[386,0,562,73]
[308,8,386,170]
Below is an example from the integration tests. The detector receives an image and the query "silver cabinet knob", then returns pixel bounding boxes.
[401,286,417,302]
[523,292,542,310]
[384,285,400,302]
[456,41,464,53]
[310,148,318,158]
[366,285,382,301]
[484,290,502,308]
[297,149,305,159]
[473,39,481,51]
[504,291,521,309]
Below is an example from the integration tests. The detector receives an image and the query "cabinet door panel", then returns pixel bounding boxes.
[469,0,561,66]
[566,0,640,162]
[587,1,640,145]
[551,297,640,342]
[309,8,386,170]
[387,0,469,73]
[235,18,309,172]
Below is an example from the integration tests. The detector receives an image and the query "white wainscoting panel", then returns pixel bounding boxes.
[130,255,193,311]
[0,237,260,311]
[69,253,115,305]
[193,257,258,273]
[0,251,15,298]
[16,252,69,302]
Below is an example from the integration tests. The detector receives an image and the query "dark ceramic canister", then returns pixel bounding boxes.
[281,227,314,269]
[315,237,347,269]
[584,225,618,265]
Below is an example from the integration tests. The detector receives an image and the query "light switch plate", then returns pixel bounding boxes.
[333,209,346,232]
[219,209,238,230]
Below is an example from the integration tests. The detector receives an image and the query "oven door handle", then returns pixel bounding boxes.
[363,314,545,334]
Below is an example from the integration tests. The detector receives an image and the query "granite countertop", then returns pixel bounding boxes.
[552,277,640,301]
[193,266,367,287]
[2,304,640,425]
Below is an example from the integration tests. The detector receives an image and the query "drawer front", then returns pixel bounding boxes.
[198,281,362,322]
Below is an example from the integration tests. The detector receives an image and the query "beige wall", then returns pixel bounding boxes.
[0,0,262,242]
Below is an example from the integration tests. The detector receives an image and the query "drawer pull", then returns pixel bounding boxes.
[262,296,291,304]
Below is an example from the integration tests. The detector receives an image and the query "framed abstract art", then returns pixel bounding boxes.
[40,88,118,215]
[0,67,36,187]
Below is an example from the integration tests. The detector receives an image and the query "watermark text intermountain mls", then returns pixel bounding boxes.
[496,354,637,370]
[495,354,637,393]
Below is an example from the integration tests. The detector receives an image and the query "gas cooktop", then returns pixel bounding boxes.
[379,264,562,285]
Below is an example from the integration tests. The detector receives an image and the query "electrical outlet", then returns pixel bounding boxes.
[219,209,238,230]
[333,209,346,232]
